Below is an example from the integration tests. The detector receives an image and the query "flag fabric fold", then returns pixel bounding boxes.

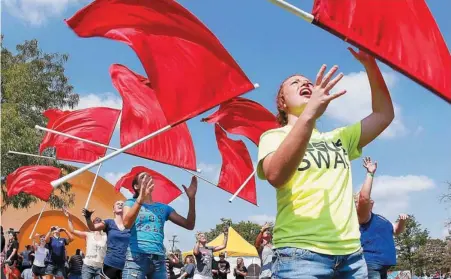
[110,64,197,171]
[6,166,61,201]
[203,97,279,146]
[215,125,257,205]
[39,108,120,164]
[66,0,255,124]
[312,0,451,103]
[115,166,182,205]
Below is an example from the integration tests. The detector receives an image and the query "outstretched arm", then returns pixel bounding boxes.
[356,157,377,224]
[82,209,106,231]
[254,223,271,251]
[63,207,88,238]
[393,214,409,235]
[213,228,229,252]
[349,48,395,149]
[169,177,197,230]
[60,228,74,243]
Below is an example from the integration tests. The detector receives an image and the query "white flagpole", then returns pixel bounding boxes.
[35,125,218,187]
[84,163,102,209]
[267,0,314,23]
[8,151,55,160]
[228,169,257,203]
[29,204,46,239]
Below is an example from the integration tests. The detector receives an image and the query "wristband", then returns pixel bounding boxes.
[367,172,374,177]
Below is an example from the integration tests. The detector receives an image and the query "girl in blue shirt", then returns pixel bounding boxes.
[122,172,197,279]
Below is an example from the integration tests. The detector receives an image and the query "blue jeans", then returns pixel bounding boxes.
[122,250,166,279]
[82,264,102,279]
[271,247,368,279]
[367,263,390,279]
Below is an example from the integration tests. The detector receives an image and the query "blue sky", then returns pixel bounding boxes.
[3,0,451,252]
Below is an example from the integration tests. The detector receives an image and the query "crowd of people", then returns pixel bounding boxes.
[2,50,449,279]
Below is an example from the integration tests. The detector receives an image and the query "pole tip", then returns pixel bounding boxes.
[197,169,202,173]
[253,83,260,89]
[228,199,233,203]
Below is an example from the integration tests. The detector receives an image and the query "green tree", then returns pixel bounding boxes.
[1,37,79,211]
[393,215,429,275]
[204,218,267,244]
[414,238,449,275]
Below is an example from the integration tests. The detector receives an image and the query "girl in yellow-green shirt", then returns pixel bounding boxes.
[257,48,394,279]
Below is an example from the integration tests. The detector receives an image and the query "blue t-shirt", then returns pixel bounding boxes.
[47,237,68,266]
[103,219,131,269]
[360,213,397,266]
[124,199,174,255]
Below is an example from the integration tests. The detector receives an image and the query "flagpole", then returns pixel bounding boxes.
[267,0,314,23]
[29,204,46,239]
[8,151,55,160]
[228,169,257,203]
[84,163,102,209]
[36,126,217,187]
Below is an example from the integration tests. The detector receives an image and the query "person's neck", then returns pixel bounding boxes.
[114,213,123,223]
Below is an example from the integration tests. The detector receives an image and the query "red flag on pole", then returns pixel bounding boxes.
[312,0,451,103]
[110,64,197,171]
[6,166,61,201]
[39,108,120,163]
[203,97,279,146]
[115,166,182,205]
[215,125,257,205]
[66,0,255,124]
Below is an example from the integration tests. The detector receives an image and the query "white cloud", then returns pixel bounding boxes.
[4,0,87,26]
[414,126,424,136]
[326,71,408,138]
[249,214,275,225]
[76,93,122,110]
[197,162,221,183]
[104,171,125,185]
[370,175,435,220]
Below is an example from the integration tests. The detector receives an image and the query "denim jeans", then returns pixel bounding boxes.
[271,247,368,279]
[367,263,390,279]
[122,250,166,279]
[82,264,102,279]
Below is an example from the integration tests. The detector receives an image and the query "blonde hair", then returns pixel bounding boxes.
[276,74,306,126]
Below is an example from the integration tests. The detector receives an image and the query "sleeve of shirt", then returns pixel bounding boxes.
[103,219,110,233]
[124,199,135,208]
[165,205,175,221]
[257,128,286,180]
[243,266,248,272]
[184,264,194,274]
[339,121,362,161]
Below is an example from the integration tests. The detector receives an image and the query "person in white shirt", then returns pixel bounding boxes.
[30,234,49,279]
[63,208,107,279]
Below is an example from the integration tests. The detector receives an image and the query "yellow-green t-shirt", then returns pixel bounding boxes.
[257,122,362,255]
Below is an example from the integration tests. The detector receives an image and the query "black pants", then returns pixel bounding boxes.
[100,264,122,279]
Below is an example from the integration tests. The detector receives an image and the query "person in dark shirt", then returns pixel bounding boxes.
[179,255,195,279]
[216,253,230,279]
[5,230,19,266]
[166,253,183,279]
[233,258,247,279]
[44,226,74,279]
[68,250,83,279]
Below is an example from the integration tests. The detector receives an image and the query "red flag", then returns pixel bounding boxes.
[6,166,61,201]
[66,0,255,124]
[39,108,121,164]
[110,64,197,171]
[215,125,257,205]
[115,166,182,205]
[312,0,451,103]
[203,97,279,146]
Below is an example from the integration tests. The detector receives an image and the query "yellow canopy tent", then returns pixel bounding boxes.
[182,227,258,258]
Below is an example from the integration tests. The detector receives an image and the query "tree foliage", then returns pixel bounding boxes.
[414,238,449,275]
[204,218,265,244]
[1,37,79,211]
[393,215,429,274]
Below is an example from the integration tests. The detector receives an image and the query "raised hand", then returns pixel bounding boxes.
[183,176,198,200]
[261,222,271,232]
[304,64,346,120]
[363,157,377,174]
[62,207,70,217]
[399,214,409,221]
[137,176,154,203]
[348,47,376,66]
[82,208,94,219]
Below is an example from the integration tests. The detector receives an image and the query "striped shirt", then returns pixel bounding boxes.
[68,255,83,275]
